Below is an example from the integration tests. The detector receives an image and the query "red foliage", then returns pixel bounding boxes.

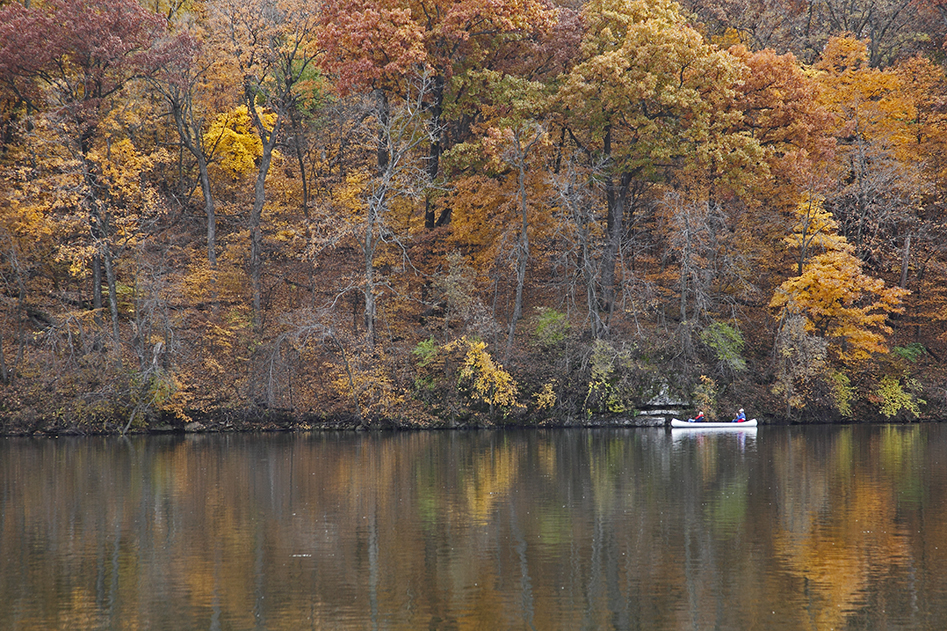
[0,0,165,139]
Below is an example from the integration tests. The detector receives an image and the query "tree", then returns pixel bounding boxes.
[0,194,56,383]
[662,192,727,328]
[801,0,936,66]
[460,71,550,360]
[318,0,562,230]
[886,56,947,341]
[208,0,321,327]
[149,29,230,268]
[556,0,760,324]
[770,195,906,364]
[729,45,834,208]
[813,36,924,264]
[0,0,167,356]
[327,75,436,350]
[684,0,942,66]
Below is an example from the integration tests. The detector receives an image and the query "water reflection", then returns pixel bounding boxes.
[1,425,946,629]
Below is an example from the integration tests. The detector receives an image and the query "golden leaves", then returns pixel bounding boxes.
[87,138,156,207]
[455,337,521,412]
[412,336,523,420]
[770,195,907,363]
[558,0,758,186]
[204,105,278,178]
[813,36,916,165]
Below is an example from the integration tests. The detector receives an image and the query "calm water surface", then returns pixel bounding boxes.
[1,424,946,630]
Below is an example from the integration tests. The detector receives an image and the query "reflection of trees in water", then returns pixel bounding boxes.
[771,426,920,629]
[2,427,947,629]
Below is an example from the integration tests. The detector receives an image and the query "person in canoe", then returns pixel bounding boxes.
[732,408,746,423]
[689,411,705,423]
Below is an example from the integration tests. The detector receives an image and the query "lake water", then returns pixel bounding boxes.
[1,424,946,630]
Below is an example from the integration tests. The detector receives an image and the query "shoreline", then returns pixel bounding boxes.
[1,409,937,437]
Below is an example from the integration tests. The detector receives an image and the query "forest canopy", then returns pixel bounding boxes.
[1,0,945,432]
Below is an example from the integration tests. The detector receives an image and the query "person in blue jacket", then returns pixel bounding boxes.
[691,411,705,423]
[733,408,746,423]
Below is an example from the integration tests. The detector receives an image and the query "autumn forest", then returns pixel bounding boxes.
[1,0,946,433]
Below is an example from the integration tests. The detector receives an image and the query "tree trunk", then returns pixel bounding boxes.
[289,107,309,217]
[250,147,275,325]
[92,254,104,350]
[198,156,216,268]
[363,196,378,350]
[556,166,605,338]
[247,106,282,329]
[0,314,6,384]
[424,75,445,230]
[169,87,217,267]
[678,202,693,324]
[374,88,390,171]
[505,143,531,362]
[101,239,123,362]
[601,171,631,317]
[900,234,911,289]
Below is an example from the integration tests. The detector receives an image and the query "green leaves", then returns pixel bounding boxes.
[699,321,747,373]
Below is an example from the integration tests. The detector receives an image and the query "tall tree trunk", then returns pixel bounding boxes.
[363,213,377,350]
[99,224,123,363]
[362,89,393,351]
[0,325,6,384]
[601,172,631,318]
[200,158,216,268]
[424,75,444,230]
[250,143,277,326]
[170,96,217,267]
[505,138,533,362]
[555,167,605,338]
[578,219,604,339]
[246,96,282,328]
[0,284,6,384]
[900,234,911,289]
[679,218,691,323]
[92,254,104,350]
[289,108,309,217]
[599,128,633,320]
[374,88,389,171]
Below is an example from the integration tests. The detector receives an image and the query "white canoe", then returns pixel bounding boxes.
[670,418,758,428]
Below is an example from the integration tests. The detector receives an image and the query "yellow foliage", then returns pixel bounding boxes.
[771,195,907,362]
[830,370,854,418]
[56,244,97,280]
[87,139,159,216]
[0,199,55,244]
[154,370,194,423]
[875,375,924,419]
[329,359,408,421]
[335,170,370,216]
[204,105,278,178]
[560,0,761,187]
[783,194,848,261]
[814,36,916,165]
[422,336,523,416]
[455,338,520,411]
[447,175,510,255]
[182,260,218,304]
[533,380,557,411]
